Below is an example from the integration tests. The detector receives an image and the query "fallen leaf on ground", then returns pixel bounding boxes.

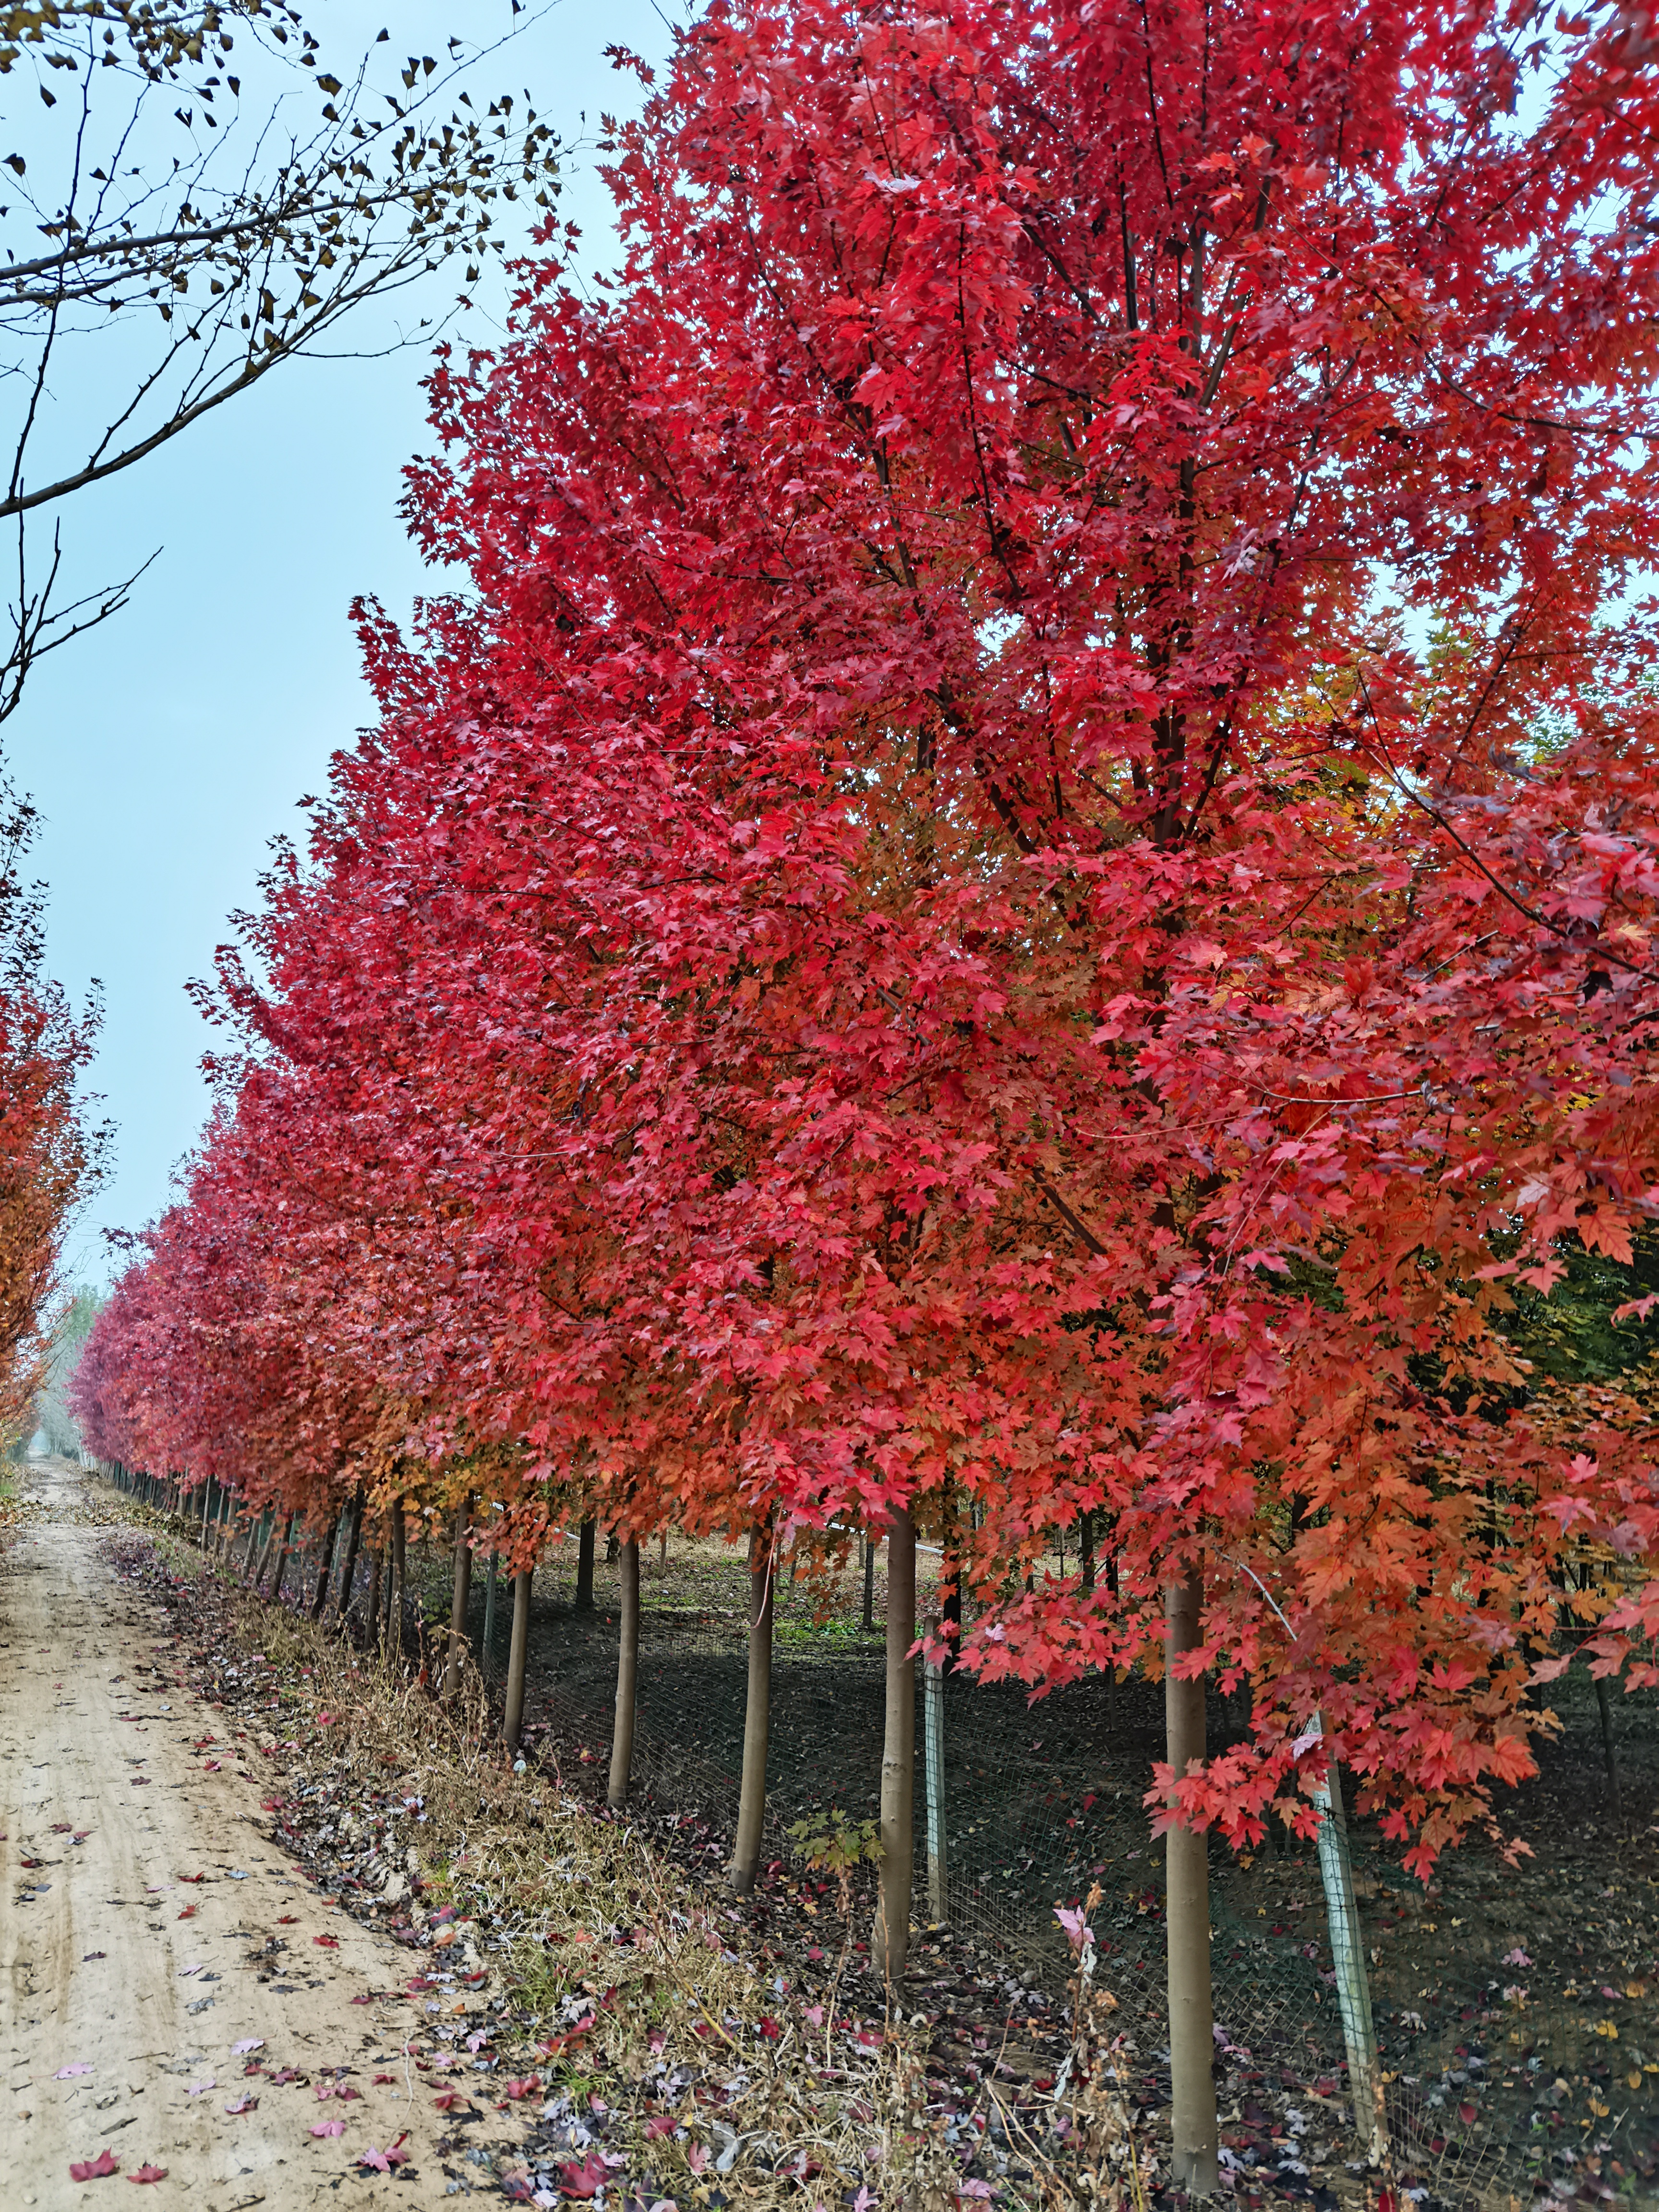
[70,2150,120,2181]
[225,2095,257,2115]
[177,1905,196,1920]
[310,2118,345,2139]
[125,2167,168,2185]
[57,2063,93,2079]
[560,2153,615,2199]
[313,1935,338,1948]
[232,2040,264,2056]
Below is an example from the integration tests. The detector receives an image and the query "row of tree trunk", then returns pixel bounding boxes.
[115,1462,1392,2195]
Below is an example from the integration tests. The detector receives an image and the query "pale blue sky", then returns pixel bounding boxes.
[5,0,675,1286]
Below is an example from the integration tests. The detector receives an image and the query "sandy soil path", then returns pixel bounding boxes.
[1,1457,456,2210]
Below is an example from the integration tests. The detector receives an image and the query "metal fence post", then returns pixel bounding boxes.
[924,1656,948,1923]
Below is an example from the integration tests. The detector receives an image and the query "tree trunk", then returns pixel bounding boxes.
[940,1491,962,1676]
[334,1486,365,1624]
[364,1540,383,1645]
[728,1522,774,1892]
[1080,1507,1096,1592]
[251,1511,276,1588]
[270,1512,295,1604]
[871,1503,916,1982]
[311,1506,342,1618]
[200,1481,211,1546]
[862,1530,877,1632]
[1165,1570,1219,2197]
[240,1510,261,1582]
[607,1539,641,1808]
[481,1546,499,1675]
[1595,1671,1622,1815]
[389,1499,406,1655]
[443,1499,474,1698]
[575,1517,596,1609]
[503,1569,531,1753]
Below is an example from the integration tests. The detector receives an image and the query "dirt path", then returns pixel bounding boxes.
[1,1458,455,2210]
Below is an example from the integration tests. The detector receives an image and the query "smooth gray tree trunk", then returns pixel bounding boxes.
[728,1523,773,1892]
[1166,1571,1219,2197]
[871,1504,916,1982]
[607,1540,640,1807]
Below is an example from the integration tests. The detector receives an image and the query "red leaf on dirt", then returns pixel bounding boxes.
[224,2094,257,2115]
[313,1934,338,1948]
[559,2152,613,2198]
[1458,2101,1478,2126]
[81,1951,105,1962]
[130,1777,149,1787]
[177,1906,196,1920]
[358,2139,409,2173]
[504,2077,540,2100]
[757,2016,781,2039]
[178,1873,204,1884]
[126,2168,168,2185]
[373,2074,397,2086]
[70,2150,120,2181]
[309,2118,345,2139]
[645,2115,677,2138]
[276,1916,298,1925]
[50,1822,72,1833]
[432,2091,465,2111]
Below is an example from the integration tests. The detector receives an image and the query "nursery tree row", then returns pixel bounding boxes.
[71,0,1659,2188]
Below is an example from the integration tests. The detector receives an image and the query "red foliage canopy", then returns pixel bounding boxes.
[76,0,1659,1863]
